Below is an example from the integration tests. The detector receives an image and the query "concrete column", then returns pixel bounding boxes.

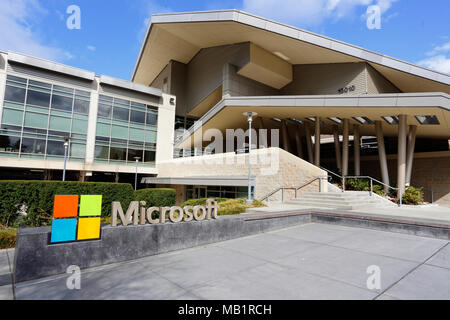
[406,125,417,186]
[397,115,407,199]
[375,121,390,194]
[342,119,349,176]
[115,172,119,183]
[304,123,314,163]
[281,120,290,152]
[314,117,320,166]
[294,125,304,159]
[333,125,342,172]
[0,60,6,125]
[353,124,361,176]
[256,117,267,148]
[85,80,99,164]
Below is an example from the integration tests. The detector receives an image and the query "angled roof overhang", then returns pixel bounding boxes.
[132,10,450,94]
[175,93,450,149]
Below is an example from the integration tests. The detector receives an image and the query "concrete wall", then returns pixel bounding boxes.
[366,64,400,94]
[155,148,327,201]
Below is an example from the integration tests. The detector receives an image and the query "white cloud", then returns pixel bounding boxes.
[426,42,450,56]
[0,0,72,62]
[242,0,397,26]
[417,55,450,74]
[138,1,172,41]
[87,45,96,52]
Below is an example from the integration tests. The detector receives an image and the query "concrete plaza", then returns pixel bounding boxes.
[11,223,450,300]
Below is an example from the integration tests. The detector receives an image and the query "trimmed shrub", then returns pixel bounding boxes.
[0,227,17,249]
[345,178,369,191]
[402,186,424,205]
[0,181,134,228]
[134,188,176,208]
[180,198,228,207]
[181,198,266,216]
[372,185,385,196]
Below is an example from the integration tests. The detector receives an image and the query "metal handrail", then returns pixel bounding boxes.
[260,175,327,202]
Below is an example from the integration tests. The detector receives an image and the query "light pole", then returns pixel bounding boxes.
[243,112,257,204]
[62,136,70,181]
[134,156,141,190]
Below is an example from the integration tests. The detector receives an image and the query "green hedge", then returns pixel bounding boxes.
[0,227,17,249]
[134,188,176,207]
[0,181,134,228]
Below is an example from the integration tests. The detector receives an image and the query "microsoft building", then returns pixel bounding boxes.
[0,10,449,205]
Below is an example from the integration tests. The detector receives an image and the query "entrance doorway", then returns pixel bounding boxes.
[193,186,207,199]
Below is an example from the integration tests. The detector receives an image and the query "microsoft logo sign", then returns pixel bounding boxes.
[50,195,102,243]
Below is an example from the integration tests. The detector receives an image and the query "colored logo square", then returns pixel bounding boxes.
[53,195,79,218]
[77,217,101,240]
[79,195,102,217]
[50,218,77,243]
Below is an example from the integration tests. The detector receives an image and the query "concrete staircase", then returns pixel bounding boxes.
[286,191,397,210]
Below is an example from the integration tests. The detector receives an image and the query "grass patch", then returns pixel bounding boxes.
[0,226,17,249]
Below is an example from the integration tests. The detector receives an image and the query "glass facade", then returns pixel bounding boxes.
[94,94,158,166]
[186,185,254,200]
[0,75,90,161]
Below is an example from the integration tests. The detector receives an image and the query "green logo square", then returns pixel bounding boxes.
[79,195,102,217]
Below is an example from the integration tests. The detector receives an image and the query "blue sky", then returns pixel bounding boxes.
[0,0,449,80]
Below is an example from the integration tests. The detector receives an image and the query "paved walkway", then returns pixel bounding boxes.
[14,223,450,300]
[0,249,14,300]
[248,202,450,223]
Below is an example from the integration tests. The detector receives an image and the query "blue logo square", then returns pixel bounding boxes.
[50,218,77,243]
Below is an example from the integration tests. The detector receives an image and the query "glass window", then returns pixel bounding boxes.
[72,119,88,134]
[27,90,51,108]
[2,109,23,126]
[127,148,143,162]
[130,110,146,124]
[70,143,86,158]
[98,104,112,118]
[21,138,46,154]
[95,145,109,159]
[4,86,26,104]
[49,116,71,132]
[110,147,126,160]
[46,140,65,156]
[96,123,110,137]
[144,150,156,163]
[145,130,157,143]
[74,99,89,114]
[51,94,73,112]
[23,112,47,129]
[113,107,129,121]
[29,80,51,88]
[111,125,128,139]
[7,75,27,84]
[129,128,145,141]
[0,135,21,152]
[146,112,158,126]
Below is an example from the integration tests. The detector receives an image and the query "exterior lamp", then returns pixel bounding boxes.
[243,112,257,204]
[62,136,70,182]
[134,156,141,190]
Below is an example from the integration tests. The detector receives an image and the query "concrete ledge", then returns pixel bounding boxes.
[13,210,450,283]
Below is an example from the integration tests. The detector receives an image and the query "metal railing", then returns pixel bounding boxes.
[260,175,327,203]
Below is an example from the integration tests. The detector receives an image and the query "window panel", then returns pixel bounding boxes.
[109,147,126,160]
[21,138,46,154]
[0,135,21,152]
[113,107,129,121]
[145,130,157,143]
[2,109,23,126]
[23,112,47,129]
[96,123,110,137]
[4,86,26,104]
[94,145,109,159]
[46,140,65,156]
[98,104,112,118]
[27,90,50,108]
[70,143,86,158]
[146,112,158,126]
[51,94,73,112]
[130,110,146,124]
[111,125,128,139]
[129,128,145,142]
[144,150,156,163]
[74,98,89,114]
[72,119,88,134]
[127,148,143,162]
[49,116,71,132]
